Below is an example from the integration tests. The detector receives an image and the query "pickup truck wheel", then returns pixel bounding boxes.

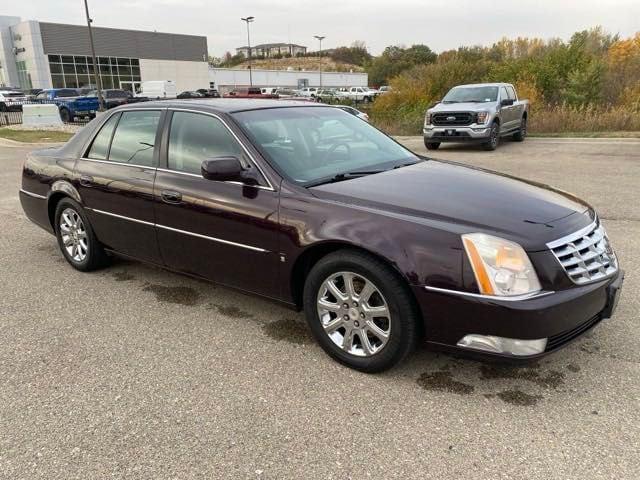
[513,117,527,142]
[59,108,71,123]
[424,141,440,150]
[482,122,500,151]
[303,249,419,372]
[363,96,371,103]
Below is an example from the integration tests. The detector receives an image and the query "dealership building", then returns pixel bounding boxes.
[0,15,209,92]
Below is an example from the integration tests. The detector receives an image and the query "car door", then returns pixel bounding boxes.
[499,86,516,131]
[153,109,281,298]
[75,109,164,263]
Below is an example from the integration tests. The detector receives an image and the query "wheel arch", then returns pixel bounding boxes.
[47,180,82,228]
[289,240,418,312]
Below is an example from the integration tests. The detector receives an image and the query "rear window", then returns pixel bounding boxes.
[108,110,161,167]
[87,113,120,160]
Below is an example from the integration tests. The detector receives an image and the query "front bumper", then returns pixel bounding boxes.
[423,125,490,142]
[413,269,624,361]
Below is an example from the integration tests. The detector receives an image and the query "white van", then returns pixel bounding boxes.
[137,80,177,99]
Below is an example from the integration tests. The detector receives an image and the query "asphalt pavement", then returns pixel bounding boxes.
[1,136,638,479]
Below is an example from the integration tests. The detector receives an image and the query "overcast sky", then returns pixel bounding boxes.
[9,0,640,57]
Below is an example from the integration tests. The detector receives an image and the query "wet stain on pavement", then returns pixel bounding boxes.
[417,370,475,395]
[142,283,200,306]
[486,390,543,407]
[210,303,254,319]
[480,364,565,388]
[113,271,135,282]
[262,319,312,345]
[566,363,581,373]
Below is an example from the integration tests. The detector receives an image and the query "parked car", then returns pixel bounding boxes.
[0,89,27,111]
[177,91,205,99]
[33,88,99,122]
[335,105,369,122]
[224,87,278,99]
[84,89,140,109]
[378,86,391,94]
[315,89,342,103]
[423,82,529,151]
[136,80,177,99]
[19,100,623,372]
[196,88,220,98]
[272,88,297,99]
[24,88,43,101]
[297,87,318,98]
[341,86,378,103]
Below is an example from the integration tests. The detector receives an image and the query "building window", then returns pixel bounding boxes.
[47,55,142,90]
[16,61,33,90]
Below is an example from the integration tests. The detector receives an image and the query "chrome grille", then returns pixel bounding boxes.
[432,112,474,126]
[547,222,617,285]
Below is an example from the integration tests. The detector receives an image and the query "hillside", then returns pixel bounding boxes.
[228,56,364,72]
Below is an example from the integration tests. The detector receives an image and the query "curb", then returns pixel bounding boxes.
[0,137,64,147]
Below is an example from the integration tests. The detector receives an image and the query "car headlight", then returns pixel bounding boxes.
[462,233,541,296]
[476,112,489,124]
[424,112,432,126]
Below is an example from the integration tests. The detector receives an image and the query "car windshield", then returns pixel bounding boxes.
[443,86,498,103]
[233,106,419,185]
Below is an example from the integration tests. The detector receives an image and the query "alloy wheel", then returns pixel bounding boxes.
[316,271,391,357]
[59,208,88,262]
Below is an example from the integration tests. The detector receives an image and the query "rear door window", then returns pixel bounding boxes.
[108,110,161,167]
[87,113,120,160]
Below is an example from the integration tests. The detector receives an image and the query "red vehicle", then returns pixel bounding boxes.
[223,87,278,99]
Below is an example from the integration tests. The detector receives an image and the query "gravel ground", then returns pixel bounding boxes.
[1,137,639,479]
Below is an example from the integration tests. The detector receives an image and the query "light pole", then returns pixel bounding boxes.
[241,16,255,86]
[83,0,105,111]
[314,35,325,88]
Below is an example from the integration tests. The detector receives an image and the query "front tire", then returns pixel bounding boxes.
[303,250,419,372]
[54,198,109,271]
[424,141,440,150]
[513,116,527,141]
[482,122,500,150]
[59,107,71,123]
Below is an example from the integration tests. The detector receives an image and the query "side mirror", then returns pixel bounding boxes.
[201,156,244,182]
[500,98,514,107]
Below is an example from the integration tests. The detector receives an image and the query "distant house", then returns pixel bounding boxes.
[236,43,307,58]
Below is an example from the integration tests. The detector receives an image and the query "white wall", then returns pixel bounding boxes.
[209,67,368,90]
[139,59,209,92]
[0,16,21,87]
[11,20,51,89]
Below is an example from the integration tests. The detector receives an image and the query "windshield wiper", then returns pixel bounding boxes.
[306,169,387,187]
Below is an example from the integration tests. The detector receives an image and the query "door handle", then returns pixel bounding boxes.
[161,190,182,204]
[79,175,94,186]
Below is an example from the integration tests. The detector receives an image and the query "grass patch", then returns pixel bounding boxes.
[0,128,74,143]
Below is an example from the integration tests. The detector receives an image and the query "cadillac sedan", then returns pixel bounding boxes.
[19,99,623,372]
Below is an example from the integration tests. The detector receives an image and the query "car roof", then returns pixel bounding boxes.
[122,98,324,113]
[454,83,512,88]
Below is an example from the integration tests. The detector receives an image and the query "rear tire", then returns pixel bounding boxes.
[482,122,500,151]
[59,107,71,123]
[513,116,527,142]
[54,198,109,272]
[303,249,419,373]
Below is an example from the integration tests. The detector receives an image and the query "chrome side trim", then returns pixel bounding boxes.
[167,108,276,191]
[155,168,274,191]
[424,286,555,302]
[88,207,269,253]
[19,188,47,200]
[88,208,155,226]
[79,157,156,171]
[155,224,269,253]
[546,220,598,249]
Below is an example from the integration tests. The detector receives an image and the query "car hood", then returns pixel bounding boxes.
[310,160,593,251]
[429,102,497,113]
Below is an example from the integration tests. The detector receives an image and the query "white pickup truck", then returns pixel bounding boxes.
[339,87,379,103]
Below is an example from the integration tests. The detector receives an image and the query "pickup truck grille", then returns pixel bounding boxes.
[547,222,617,285]
[432,112,474,126]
